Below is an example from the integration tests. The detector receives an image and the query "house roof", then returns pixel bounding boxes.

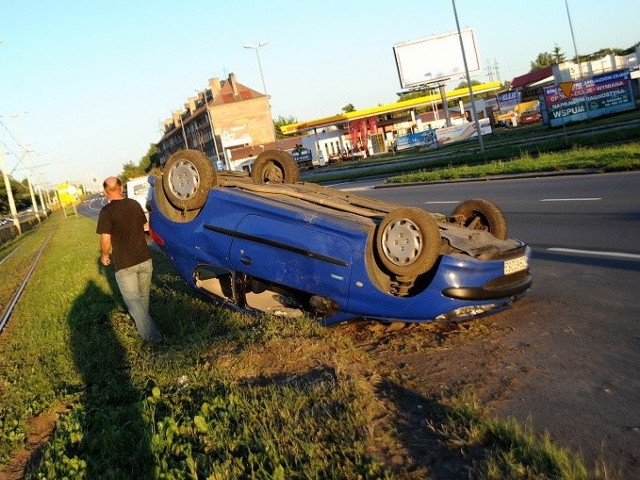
[212,75,264,105]
[509,66,554,89]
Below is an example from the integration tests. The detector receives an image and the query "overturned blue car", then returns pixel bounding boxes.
[148,149,531,325]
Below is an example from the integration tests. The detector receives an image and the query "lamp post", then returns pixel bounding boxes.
[451,0,485,153]
[243,41,269,96]
[243,41,278,147]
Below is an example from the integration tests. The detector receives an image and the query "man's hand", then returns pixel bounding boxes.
[99,233,112,266]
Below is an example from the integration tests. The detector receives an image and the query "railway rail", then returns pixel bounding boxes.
[0,232,52,334]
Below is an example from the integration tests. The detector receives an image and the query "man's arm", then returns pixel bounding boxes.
[100,233,112,266]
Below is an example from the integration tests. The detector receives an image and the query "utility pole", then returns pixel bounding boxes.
[0,148,21,234]
[10,113,41,222]
[451,0,485,153]
[493,59,501,83]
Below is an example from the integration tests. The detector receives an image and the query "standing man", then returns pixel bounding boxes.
[97,176,162,343]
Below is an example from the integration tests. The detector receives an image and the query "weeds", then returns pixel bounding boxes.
[0,204,611,478]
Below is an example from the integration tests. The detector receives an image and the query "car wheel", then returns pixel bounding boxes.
[375,207,441,277]
[451,199,508,240]
[251,150,300,184]
[163,150,217,210]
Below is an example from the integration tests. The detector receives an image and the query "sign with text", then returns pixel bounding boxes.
[436,118,492,146]
[497,90,522,114]
[395,130,438,151]
[544,69,635,127]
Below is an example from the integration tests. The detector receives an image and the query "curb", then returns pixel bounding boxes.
[373,168,602,189]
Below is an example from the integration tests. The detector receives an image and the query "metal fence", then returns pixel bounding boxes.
[0,213,51,247]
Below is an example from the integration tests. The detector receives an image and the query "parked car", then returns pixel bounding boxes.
[148,149,531,325]
[289,145,314,169]
[519,110,542,125]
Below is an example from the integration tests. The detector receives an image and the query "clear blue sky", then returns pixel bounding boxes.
[1,0,638,187]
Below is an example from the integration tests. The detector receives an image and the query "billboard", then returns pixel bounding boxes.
[436,118,492,146]
[395,130,438,151]
[544,69,635,127]
[393,28,481,89]
[497,90,522,114]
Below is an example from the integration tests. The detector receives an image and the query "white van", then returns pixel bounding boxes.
[126,176,151,221]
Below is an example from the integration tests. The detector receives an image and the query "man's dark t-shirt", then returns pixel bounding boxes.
[96,198,150,271]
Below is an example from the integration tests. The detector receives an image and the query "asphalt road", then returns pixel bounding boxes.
[341,171,640,475]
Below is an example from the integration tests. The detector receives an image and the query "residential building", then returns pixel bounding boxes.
[156,73,275,170]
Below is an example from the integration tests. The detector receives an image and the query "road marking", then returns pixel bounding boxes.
[540,197,602,202]
[547,248,640,260]
[339,186,371,192]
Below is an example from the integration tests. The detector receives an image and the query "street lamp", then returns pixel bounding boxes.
[243,41,269,96]
[451,0,485,153]
[243,41,278,147]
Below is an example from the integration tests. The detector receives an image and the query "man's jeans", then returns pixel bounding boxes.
[115,259,162,342]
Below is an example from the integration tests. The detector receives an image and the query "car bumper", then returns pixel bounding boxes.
[442,270,532,300]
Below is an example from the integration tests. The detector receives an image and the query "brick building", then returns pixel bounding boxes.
[156,73,276,170]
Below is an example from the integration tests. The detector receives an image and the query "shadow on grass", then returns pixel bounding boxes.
[66,275,155,478]
[374,379,482,479]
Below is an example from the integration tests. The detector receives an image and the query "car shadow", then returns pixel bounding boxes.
[373,378,483,478]
[66,274,155,478]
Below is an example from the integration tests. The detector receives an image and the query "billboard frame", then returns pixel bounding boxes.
[393,28,481,90]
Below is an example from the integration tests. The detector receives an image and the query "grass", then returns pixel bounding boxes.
[0,212,608,479]
[388,142,640,183]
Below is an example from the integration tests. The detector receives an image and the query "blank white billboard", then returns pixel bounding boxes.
[393,28,481,89]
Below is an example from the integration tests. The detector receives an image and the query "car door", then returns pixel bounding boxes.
[229,214,353,303]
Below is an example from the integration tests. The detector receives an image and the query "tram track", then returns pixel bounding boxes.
[0,232,53,334]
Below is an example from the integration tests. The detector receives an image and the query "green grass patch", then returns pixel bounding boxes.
[388,143,640,183]
[0,212,604,478]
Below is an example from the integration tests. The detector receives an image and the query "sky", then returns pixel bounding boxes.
[1,0,639,188]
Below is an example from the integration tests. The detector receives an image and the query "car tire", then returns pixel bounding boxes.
[451,199,508,240]
[375,207,441,277]
[251,150,300,184]
[163,150,217,210]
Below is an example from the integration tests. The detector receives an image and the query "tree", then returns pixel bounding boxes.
[273,115,298,139]
[454,79,494,100]
[342,104,355,113]
[530,46,564,71]
[119,144,159,182]
[552,44,566,64]
[0,176,31,215]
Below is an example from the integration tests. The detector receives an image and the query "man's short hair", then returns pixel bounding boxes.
[103,177,122,192]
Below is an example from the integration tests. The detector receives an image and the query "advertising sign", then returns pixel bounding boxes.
[393,28,480,89]
[497,90,521,114]
[436,118,492,146]
[56,183,78,206]
[395,130,438,151]
[544,69,635,127]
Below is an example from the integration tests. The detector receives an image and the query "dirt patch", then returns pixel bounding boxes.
[0,402,69,480]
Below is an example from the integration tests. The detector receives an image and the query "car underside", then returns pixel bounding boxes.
[148,149,531,325]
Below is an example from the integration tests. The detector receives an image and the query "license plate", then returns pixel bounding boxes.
[504,256,528,275]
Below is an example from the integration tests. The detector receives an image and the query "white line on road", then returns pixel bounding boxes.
[547,248,640,260]
[339,186,371,192]
[540,198,602,202]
